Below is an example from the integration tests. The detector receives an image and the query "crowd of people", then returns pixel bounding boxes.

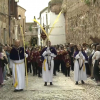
[0,44,12,87]
[26,42,100,86]
[0,41,100,89]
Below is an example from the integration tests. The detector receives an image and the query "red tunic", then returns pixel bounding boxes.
[57,50,62,60]
[54,50,59,60]
[31,51,37,62]
[64,58,71,67]
[60,50,68,61]
[37,51,42,67]
[36,51,40,63]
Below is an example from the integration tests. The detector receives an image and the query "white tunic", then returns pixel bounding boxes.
[10,59,25,90]
[42,48,56,82]
[74,51,87,81]
[92,51,100,60]
[91,50,96,66]
[10,54,28,90]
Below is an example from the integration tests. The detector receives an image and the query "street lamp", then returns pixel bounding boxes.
[18,15,21,20]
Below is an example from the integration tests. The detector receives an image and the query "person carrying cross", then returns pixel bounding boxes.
[41,41,57,86]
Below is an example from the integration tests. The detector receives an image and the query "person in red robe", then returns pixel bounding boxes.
[57,46,61,72]
[31,47,37,76]
[60,46,68,74]
[64,54,71,77]
[37,49,42,77]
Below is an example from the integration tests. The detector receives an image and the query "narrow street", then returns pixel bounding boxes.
[0,0,100,100]
[0,72,100,100]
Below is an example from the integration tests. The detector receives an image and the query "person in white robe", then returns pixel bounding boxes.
[10,40,28,92]
[41,41,57,86]
[92,45,100,86]
[74,46,87,85]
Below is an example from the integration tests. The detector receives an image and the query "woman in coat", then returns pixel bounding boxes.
[0,46,6,87]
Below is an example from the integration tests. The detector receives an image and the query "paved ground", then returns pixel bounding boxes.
[0,71,100,100]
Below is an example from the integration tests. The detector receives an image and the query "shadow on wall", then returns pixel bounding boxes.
[90,36,100,44]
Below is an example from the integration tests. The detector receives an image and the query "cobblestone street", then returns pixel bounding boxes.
[0,72,100,100]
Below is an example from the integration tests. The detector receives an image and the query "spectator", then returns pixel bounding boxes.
[92,45,100,86]
[0,46,7,87]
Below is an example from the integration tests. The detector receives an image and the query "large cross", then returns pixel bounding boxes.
[33,10,63,46]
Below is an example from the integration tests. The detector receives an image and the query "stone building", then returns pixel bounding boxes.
[0,0,19,45]
[39,6,66,46]
[49,0,100,44]
[62,0,100,44]
[17,5,26,45]
[0,0,9,45]
[25,21,38,46]
[8,0,18,45]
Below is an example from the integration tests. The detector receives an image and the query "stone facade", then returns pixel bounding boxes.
[10,17,18,45]
[25,22,38,46]
[0,0,19,45]
[62,0,100,44]
[0,0,9,44]
[17,5,26,45]
[48,0,63,14]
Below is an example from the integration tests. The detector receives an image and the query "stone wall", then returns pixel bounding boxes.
[48,0,63,14]
[0,0,19,45]
[0,0,9,44]
[62,0,100,44]
[25,22,38,46]
[17,5,26,45]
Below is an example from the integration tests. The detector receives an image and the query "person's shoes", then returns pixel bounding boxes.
[19,89,23,91]
[0,84,3,87]
[14,89,18,92]
[68,74,70,77]
[33,74,35,76]
[65,75,67,77]
[63,73,65,75]
[81,80,85,84]
[50,82,53,85]
[44,82,47,86]
[54,74,56,76]
[38,76,42,78]
[0,83,5,86]
[75,82,78,85]
[14,89,23,92]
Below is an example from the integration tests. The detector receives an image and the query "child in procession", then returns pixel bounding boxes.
[64,54,71,77]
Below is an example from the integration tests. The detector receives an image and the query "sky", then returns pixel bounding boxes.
[18,0,50,22]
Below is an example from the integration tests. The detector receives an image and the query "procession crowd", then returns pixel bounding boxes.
[0,42,100,88]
